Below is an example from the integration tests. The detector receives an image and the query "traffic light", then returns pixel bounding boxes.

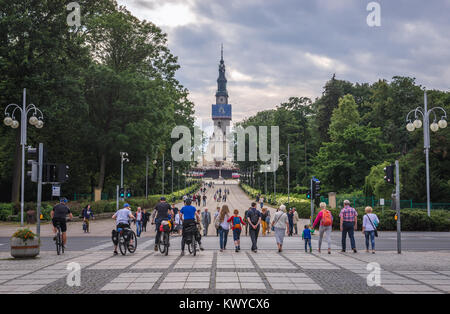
[26,146,38,182]
[314,180,321,199]
[384,165,395,185]
[126,189,131,198]
[119,188,125,198]
[57,164,69,183]
[306,191,311,199]
[43,163,57,183]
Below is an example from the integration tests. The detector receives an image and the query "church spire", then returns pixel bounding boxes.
[216,44,228,97]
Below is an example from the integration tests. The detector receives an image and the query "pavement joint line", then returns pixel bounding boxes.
[326,250,446,294]
[245,251,273,292]
[280,251,310,271]
[0,250,94,286]
[210,251,217,289]
[150,250,185,292]
[389,270,449,294]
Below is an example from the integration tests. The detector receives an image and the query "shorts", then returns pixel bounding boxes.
[233,228,241,241]
[116,223,130,231]
[52,218,67,232]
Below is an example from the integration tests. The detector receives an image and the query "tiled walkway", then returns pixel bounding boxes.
[1,249,450,294]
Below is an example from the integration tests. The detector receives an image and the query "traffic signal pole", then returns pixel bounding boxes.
[310,179,314,225]
[396,160,401,254]
[36,143,43,238]
[116,185,119,210]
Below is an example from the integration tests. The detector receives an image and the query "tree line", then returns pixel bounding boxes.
[235,75,450,203]
[0,0,195,203]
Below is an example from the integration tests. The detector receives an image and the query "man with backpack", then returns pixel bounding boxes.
[246,202,262,253]
[313,202,334,254]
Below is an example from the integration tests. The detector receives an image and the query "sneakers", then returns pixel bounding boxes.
[154,245,158,252]
[353,248,358,253]
[113,251,118,256]
[180,251,185,256]
[199,245,204,251]
[235,248,239,253]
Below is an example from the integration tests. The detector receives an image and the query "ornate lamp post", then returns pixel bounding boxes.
[406,91,447,217]
[3,88,44,226]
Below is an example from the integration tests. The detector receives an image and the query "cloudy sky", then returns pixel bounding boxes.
[117,0,450,132]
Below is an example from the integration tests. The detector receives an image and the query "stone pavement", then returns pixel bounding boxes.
[1,247,449,294]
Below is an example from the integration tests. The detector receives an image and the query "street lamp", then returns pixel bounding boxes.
[406,90,447,217]
[273,159,284,204]
[3,88,44,226]
[161,154,172,195]
[278,143,290,205]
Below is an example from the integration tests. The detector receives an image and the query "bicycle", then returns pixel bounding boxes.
[117,226,137,256]
[183,222,200,256]
[55,222,64,255]
[158,220,171,256]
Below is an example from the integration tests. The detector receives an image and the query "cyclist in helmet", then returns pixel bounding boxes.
[180,199,204,256]
[51,198,73,249]
[112,203,135,255]
[153,197,173,251]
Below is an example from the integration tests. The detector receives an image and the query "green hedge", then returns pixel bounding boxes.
[290,202,450,232]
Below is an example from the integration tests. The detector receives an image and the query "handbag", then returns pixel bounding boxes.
[366,215,378,237]
[271,212,284,231]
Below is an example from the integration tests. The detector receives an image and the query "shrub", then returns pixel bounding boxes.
[299,205,450,232]
[0,203,14,220]
[12,228,36,241]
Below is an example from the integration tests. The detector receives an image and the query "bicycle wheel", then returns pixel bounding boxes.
[55,229,61,255]
[187,236,193,255]
[118,234,127,255]
[192,234,197,256]
[158,232,166,254]
[61,231,65,254]
[163,232,169,256]
[128,231,137,254]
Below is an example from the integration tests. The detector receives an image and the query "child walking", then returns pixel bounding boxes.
[228,209,246,252]
[302,225,312,253]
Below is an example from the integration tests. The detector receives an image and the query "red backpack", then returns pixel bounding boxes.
[321,210,332,226]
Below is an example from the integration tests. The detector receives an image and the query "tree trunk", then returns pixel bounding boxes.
[96,153,106,191]
[11,130,21,204]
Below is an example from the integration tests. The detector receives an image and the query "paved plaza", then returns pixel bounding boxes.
[1,183,449,294]
[1,241,450,294]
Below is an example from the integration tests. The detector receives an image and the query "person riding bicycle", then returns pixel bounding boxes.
[180,199,204,256]
[153,197,173,251]
[51,197,73,249]
[112,203,135,256]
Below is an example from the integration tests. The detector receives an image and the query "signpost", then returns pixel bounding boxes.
[52,184,61,197]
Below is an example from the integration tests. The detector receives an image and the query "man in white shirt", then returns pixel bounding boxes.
[112,204,135,255]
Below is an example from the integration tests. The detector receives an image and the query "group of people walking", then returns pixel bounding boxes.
[111,184,380,256]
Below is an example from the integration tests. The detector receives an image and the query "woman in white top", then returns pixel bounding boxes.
[362,206,380,254]
[135,207,142,237]
[271,205,289,253]
[218,205,230,252]
[174,213,182,235]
